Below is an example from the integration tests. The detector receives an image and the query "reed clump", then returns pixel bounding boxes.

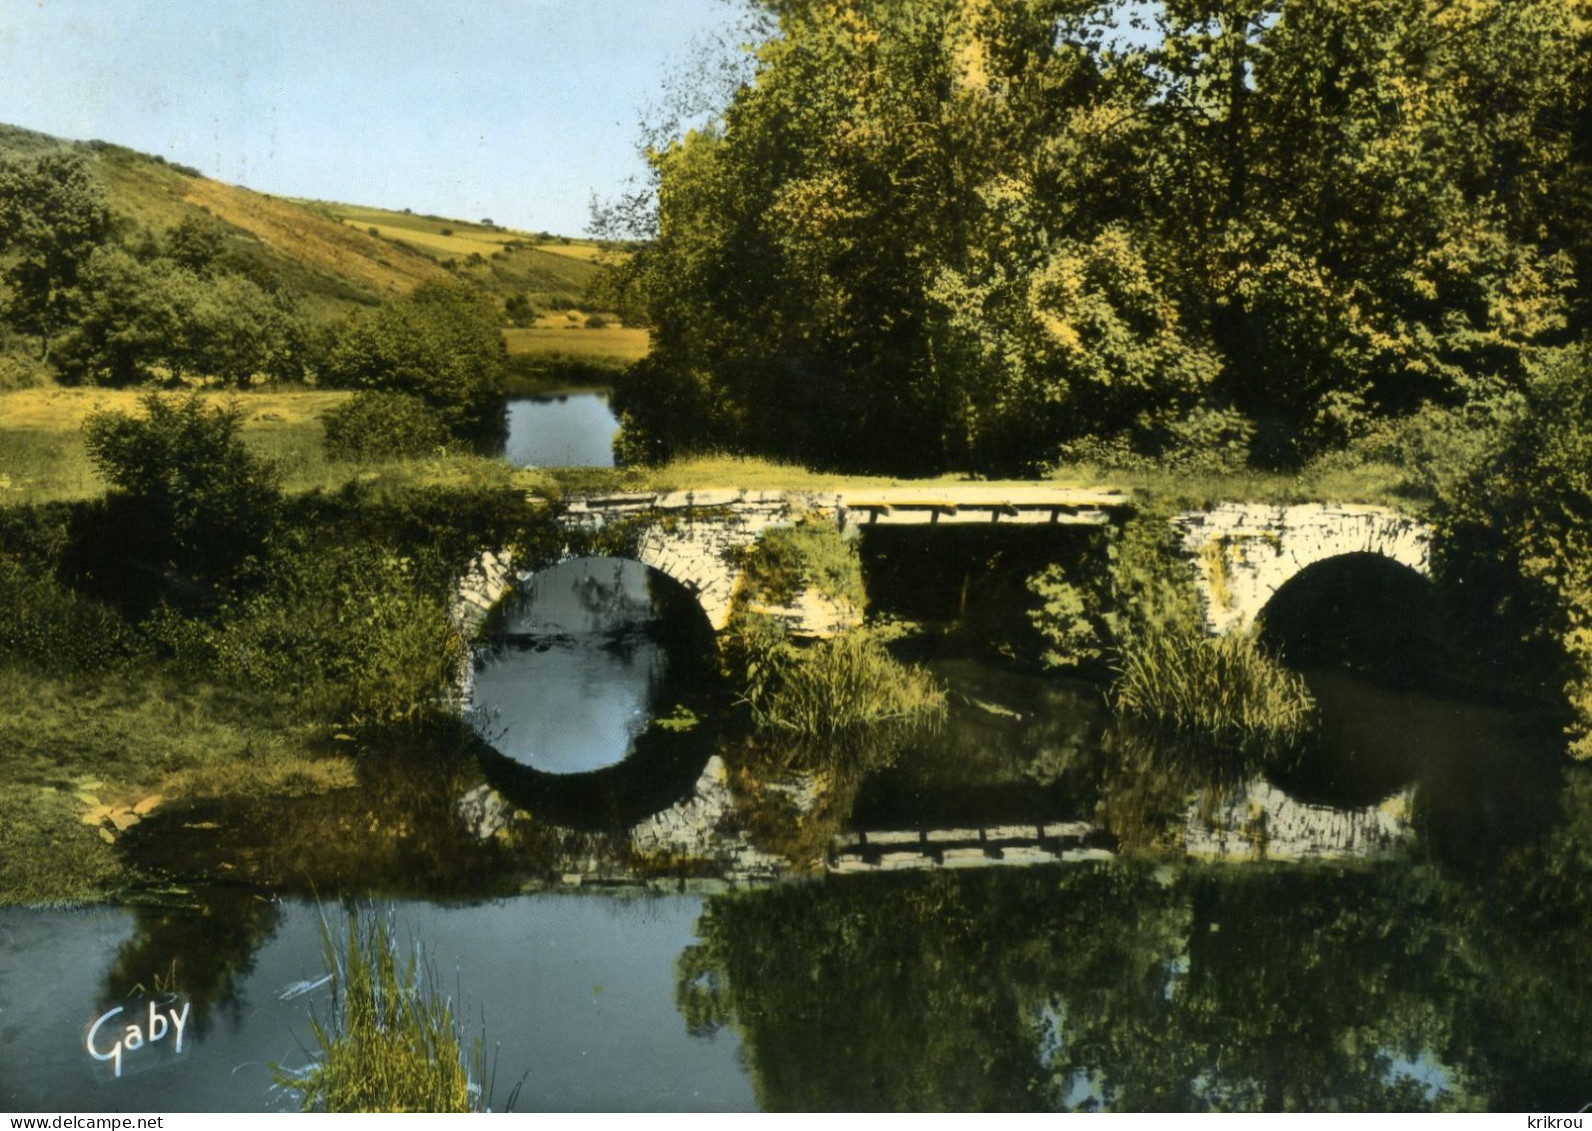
[277,911,485,1113]
[1112,629,1314,746]
[748,629,946,738]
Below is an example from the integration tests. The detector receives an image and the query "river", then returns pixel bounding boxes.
[3,556,1589,1111]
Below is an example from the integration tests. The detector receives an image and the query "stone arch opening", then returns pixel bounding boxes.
[465,556,723,827]
[856,524,1101,660]
[1256,552,1446,687]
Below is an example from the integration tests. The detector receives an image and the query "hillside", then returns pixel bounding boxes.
[0,121,607,322]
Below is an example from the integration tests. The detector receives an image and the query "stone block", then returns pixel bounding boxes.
[983,824,1040,842]
[1041,821,1093,840]
[925,828,983,844]
[831,855,875,873]
[863,830,921,846]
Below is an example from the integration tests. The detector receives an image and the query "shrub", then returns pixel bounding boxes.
[184,545,465,727]
[1441,345,1592,757]
[0,351,51,390]
[82,393,281,580]
[1112,629,1314,746]
[276,911,485,1113]
[1030,512,1313,746]
[321,282,505,435]
[736,519,866,609]
[0,559,144,676]
[724,520,942,743]
[322,391,452,461]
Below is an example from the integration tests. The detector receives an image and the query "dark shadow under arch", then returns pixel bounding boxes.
[1257,552,1449,689]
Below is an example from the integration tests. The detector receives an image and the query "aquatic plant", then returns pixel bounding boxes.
[276,910,487,1113]
[1111,628,1314,746]
[742,625,946,739]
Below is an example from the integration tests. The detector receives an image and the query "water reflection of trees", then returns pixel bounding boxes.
[101,887,281,1033]
[676,773,1592,1111]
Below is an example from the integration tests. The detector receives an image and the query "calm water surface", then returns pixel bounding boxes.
[500,394,618,468]
[468,559,673,774]
[7,605,1591,1109]
[0,895,753,1113]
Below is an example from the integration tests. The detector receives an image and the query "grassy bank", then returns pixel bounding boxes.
[0,664,354,904]
[3,384,1424,511]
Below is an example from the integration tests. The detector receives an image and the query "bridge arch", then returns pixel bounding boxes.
[1172,503,1433,636]
[1256,552,1441,683]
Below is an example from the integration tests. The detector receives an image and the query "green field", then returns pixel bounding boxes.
[503,320,651,361]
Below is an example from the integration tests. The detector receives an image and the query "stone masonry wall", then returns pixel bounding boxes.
[1171,503,1433,635]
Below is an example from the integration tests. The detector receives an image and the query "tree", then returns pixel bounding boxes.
[61,248,312,387]
[0,151,112,361]
[82,393,281,580]
[321,282,505,434]
[611,0,1590,473]
[1440,344,1592,758]
[164,213,226,276]
[1140,0,1583,461]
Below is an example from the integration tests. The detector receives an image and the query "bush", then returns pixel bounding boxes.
[736,519,866,609]
[276,912,485,1113]
[0,559,144,676]
[168,545,465,727]
[1441,345,1592,757]
[322,391,452,461]
[1112,628,1315,747]
[82,393,281,580]
[321,282,505,435]
[0,352,51,390]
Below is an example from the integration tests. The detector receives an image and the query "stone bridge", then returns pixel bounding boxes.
[558,486,1132,634]
[1170,503,1433,635]
[451,489,1434,641]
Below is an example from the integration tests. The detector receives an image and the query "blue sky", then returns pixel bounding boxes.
[0,0,744,235]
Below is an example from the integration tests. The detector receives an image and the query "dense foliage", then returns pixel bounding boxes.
[82,393,282,580]
[321,282,506,435]
[321,391,453,461]
[680,837,1592,1111]
[0,151,112,361]
[1440,345,1592,756]
[607,0,1592,474]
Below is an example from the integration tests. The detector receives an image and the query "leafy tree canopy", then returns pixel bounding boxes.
[0,151,112,360]
[321,281,506,435]
[608,0,1592,473]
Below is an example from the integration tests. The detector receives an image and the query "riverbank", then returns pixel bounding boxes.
[1,386,1426,511]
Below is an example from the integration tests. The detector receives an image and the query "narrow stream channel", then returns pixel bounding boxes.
[499,393,619,468]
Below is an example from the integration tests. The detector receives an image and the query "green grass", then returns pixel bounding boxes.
[503,323,649,362]
[2,385,1426,511]
[1112,629,1316,746]
[0,663,355,905]
[277,911,486,1113]
[0,787,125,907]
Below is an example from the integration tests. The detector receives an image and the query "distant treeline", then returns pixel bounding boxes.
[603,0,1592,476]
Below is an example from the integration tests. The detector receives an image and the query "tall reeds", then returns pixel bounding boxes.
[277,911,486,1113]
[1111,629,1314,746]
[749,630,947,738]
